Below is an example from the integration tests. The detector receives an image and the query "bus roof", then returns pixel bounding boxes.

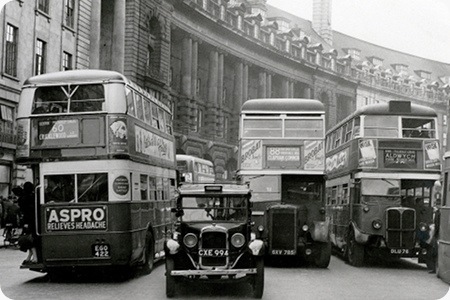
[176,154,213,165]
[241,98,324,113]
[328,100,437,132]
[23,69,128,86]
[22,69,172,114]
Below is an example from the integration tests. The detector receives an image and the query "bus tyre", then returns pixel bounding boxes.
[143,231,155,274]
[347,230,364,267]
[166,257,177,298]
[314,241,331,268]
[251,257,264,299]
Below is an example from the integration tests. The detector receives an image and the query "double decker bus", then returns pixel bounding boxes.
[16,70,177,276]
[237,98,331,267]
[325,100,441,266]
[176,154,215,183]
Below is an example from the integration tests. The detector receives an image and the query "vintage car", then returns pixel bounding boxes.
[164,183,264,298]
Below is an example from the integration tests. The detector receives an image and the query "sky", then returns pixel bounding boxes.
[267,0,450,63]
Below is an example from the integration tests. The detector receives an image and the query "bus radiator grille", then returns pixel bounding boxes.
[269,209,296,253]
[386,208,416,249]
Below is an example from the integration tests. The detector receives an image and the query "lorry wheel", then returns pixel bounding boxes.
[251,257,264,299]
[143,231,155,274]
[347,230,364,267]
[314,241,331,268]
[166,257,177,298]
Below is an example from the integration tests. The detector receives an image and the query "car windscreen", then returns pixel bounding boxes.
[180,195,247,222]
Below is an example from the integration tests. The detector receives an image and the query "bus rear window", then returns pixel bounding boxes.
[32,84,104,114]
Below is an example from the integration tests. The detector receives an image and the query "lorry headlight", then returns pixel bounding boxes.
[372,219,382,230]
[183,233,198,248]
[231,233,245,248]
[419,222,429,232]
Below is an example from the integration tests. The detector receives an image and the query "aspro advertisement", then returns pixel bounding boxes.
[46,206,107,232]
[240,140,263,169]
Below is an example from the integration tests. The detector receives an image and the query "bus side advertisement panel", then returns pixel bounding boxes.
[134,125,174,163]
[108,116,129,154]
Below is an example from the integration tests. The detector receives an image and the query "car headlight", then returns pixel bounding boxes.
[372,219,382,230]
[302,224,309,232]
[231,233,245,248]
[183,233,198,248]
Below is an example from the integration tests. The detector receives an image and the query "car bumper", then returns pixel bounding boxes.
[170,268,257,276]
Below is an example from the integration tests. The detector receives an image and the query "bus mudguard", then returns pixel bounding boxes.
[351,223,370,244]
[311,220,330,243]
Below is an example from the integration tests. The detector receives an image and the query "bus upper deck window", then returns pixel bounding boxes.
[70,84,104,112]
[32,86,68,114]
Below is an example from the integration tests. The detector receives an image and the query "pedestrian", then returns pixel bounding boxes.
[17,182,37,264]
[0,195,4,229]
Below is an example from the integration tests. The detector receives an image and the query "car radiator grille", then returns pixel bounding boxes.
[200,231,227,267]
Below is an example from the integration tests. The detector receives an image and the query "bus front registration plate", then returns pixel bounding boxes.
[390,248,409,255]
[92,244,110,258]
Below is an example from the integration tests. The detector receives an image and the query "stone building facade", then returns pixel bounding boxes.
[0,0,449,195]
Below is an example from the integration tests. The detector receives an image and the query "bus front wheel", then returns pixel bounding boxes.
[143,231,155,274]
[347,230,364,267]
[313,241,331,268]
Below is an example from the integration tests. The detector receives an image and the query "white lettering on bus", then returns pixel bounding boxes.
[48,208,106,223]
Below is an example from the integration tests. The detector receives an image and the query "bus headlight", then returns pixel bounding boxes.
[231,233,245,248]
[166,239,180,254]
[302,224,309,232]
[257,225,264,232]
[183,233,198,248]
[372,219,382,230]
[419,222,429,232]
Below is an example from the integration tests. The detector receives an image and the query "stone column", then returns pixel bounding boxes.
[289,81,294,98]
[191,40,198,97]
[243,64,249,102]
[304,86,312,99]
[208,50,219,105]
[258,71,267,98]
[89,0,101,69]
[218,52,224,106]
[111,0,125,73]
[234,61,244,110]
[282,78,289,98]
[181,37,192,97]
[266,73,272,98]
